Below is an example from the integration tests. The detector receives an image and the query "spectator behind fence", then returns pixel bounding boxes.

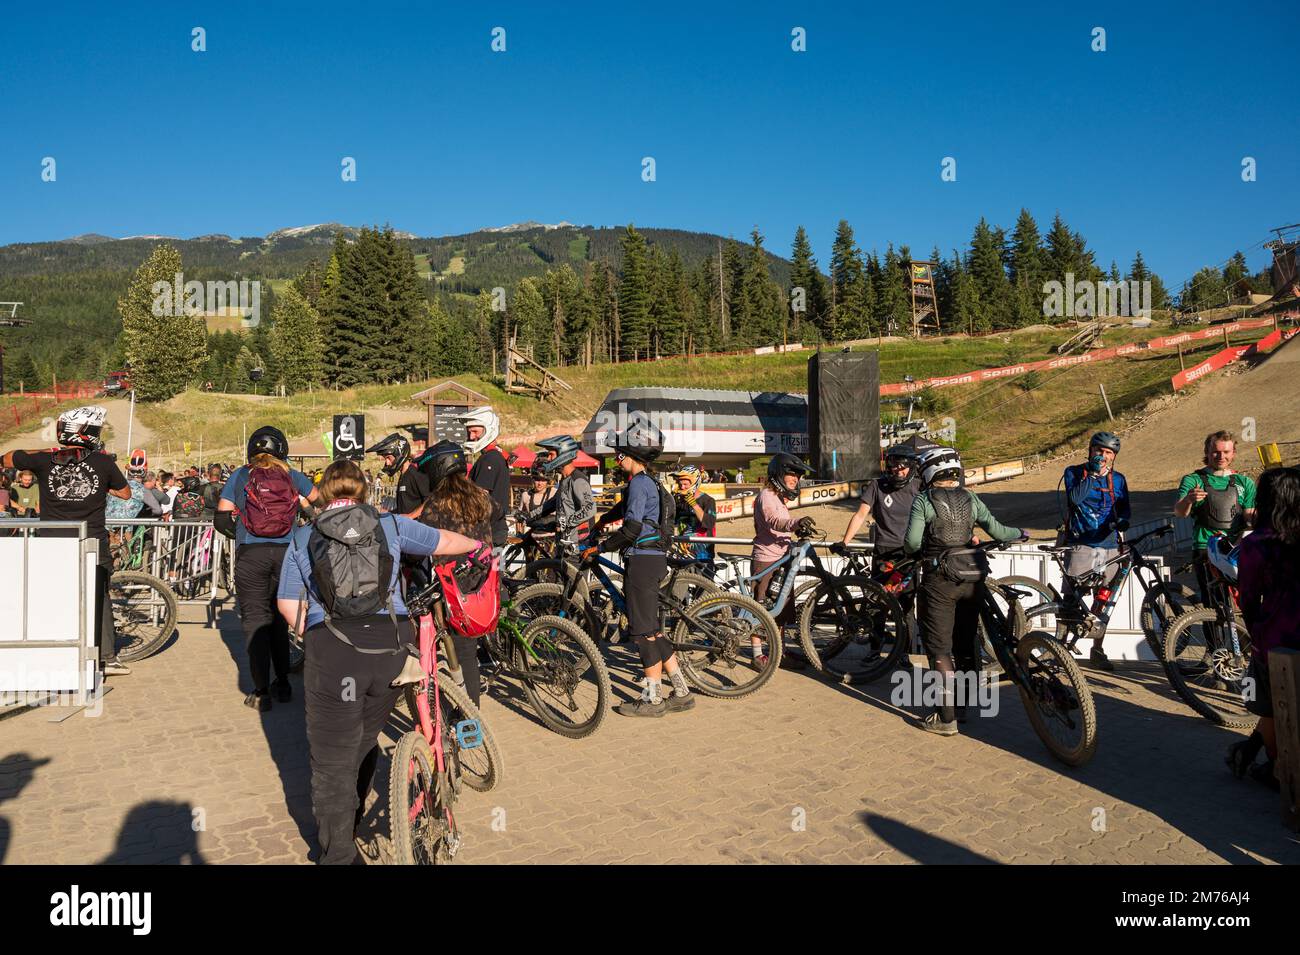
[11,470,39,517]
[201,464,225,520]
[1227,466,1300,791]
[0,471,11,514]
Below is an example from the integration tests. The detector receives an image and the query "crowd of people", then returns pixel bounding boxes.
[3,400,1297,862]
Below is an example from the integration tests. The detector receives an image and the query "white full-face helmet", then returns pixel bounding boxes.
[458,406,500,454]
[917,446,964,487]
[56,405,108,451]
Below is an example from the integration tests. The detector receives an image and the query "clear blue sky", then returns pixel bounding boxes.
[2,1,1297,290]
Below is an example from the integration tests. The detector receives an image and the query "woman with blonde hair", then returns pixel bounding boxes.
[277,457,484,865]
[216,426,319,711]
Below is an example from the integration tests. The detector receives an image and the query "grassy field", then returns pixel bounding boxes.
[131,318,1273,469]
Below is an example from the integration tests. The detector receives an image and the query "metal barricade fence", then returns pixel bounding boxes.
[107,520,234,621]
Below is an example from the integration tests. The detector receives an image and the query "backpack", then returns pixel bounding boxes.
[173,491,204,520]
[242,466,299,538]
[926,487,988,584]
[433,546,500,637]
[308,505,402,651]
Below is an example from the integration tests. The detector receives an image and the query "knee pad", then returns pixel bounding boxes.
[633,633,660,668]
[654,633,676,664]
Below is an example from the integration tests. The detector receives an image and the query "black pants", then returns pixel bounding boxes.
[447,632,483,707]
[625,553,668,638]
[918,573,980,672]
[96,564,115,665]
[303,617,410,866]
[1193,551,1215,608]
[234,543,291,693]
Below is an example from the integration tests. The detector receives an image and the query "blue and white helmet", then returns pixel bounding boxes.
[1206,534,1239,584]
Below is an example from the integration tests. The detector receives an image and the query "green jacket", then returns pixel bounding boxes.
[903,488,1022,556]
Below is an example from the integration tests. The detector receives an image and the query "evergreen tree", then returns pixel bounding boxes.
[269,285,324,393]
[617,225,652,360]
[968,219,1012,328]
[789,225,827,337]
[738,228,783,346]
[118,244,208,401]
[511,277,547,361]
[829,220,868,341]
[879,245,913,336]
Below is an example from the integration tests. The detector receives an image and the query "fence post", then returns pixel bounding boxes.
[1270,647,1300,832]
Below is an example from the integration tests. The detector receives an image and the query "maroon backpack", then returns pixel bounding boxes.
[241,466,299,538]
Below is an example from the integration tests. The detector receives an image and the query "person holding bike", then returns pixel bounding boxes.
[525,435,594,547]
[1227,466,1300,789]
[583,428,694,717]
[518,464,558,559]
[835,444,921,607]
[367,432,429,517]
[2,406,135,676]
[275,458,484,865]
[904,446,1024,735]
[671,464,717,570]
[752,453,816,658]
[1175,430,1257,607]
[416,440,501,708]
[1059,431,1131,671]
[216,426,320,711]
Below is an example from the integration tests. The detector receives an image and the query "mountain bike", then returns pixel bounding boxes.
[514,544,779,699]
[1162,536,1253,727]
[110,571,179,663]
[388,577,503,865]
[479,581,611,739]
[998,522,1196,662]
[976,541,1098,766]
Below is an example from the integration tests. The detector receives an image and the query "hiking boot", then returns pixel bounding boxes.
[918,711,958,736]
[273,678,292,703]
[103,658,131,677]
[244,691,272,712]
[1088,647,1115,671]
[616,698,668,718]
[664,692,695,713]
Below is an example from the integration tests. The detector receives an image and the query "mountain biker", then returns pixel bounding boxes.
[518,464,558,552]
[416,440,501,709]
[275,457,483,866]
[367,432,429,517]
[752,452,816,660]
[583,428,694,717]
[835,445,922,612]
[2,406,136,676]
[1227,466,1300,790]
[904,446,1025,736]
[459,407,510,552]
[1174,430,1257,608]
[200,464,225,520]
[216,426,320,711]
[671,464,717,569]
[525,435,596,548]
[1059,431,1131,671]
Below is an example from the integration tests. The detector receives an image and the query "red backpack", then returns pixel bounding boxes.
[241,466,300,538]
[433,545,500,637]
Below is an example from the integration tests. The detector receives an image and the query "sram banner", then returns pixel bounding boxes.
[1169,327,1300,390]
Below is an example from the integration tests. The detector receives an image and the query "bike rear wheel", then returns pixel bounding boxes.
[797,575,909,684]
[673,592,780,699]
[1015,631,1098,766]
[1139,582,1197,661]
[511,581,601,637]
[110,571,179,663]
[387,731,458,864]
[1162,608,1254,727]
[434,675,503,792]
[516,615,611,738]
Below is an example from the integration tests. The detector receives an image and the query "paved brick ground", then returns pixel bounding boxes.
[1,603,1296,865]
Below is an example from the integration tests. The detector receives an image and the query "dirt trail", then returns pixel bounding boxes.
[0,396,156,462]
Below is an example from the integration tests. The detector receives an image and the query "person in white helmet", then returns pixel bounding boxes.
[459,406,510,550]
[3,406,136,676]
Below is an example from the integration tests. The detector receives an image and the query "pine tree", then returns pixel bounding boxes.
[829,220,868,341]
[617,225,652,360]
[118,244,208,401]
[789,226,827,338]
[269,285,324,393]
[968,219,1012,329]
[512,277,547,361]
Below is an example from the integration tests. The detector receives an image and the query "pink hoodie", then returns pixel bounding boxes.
[752,487,800,563]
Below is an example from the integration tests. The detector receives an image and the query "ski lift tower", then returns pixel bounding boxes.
[0,303,33,393]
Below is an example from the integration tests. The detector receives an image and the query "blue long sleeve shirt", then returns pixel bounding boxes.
[1062,464,1130,546]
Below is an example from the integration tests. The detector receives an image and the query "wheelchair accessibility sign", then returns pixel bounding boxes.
[332,414,365,460]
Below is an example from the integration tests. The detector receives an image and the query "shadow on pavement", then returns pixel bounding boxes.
[0,752,52,865]
[100,800,209,864]
[214,608,317,861]
[861,812,1000,864]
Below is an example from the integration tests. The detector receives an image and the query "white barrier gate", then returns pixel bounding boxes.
[0,520,100,708]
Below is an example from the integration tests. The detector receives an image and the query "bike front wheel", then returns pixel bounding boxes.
[1014,632,1098,767]
[516,615,611,738]
[797,575,909,684]
[110,571,179,663]
[1162,608,1254,727]
[1139,582,1197,661]
[673,592,780,699]
[388,731,459,864]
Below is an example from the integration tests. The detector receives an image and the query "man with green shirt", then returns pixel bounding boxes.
[1174,430,1256,605]
[11,470,40,517]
